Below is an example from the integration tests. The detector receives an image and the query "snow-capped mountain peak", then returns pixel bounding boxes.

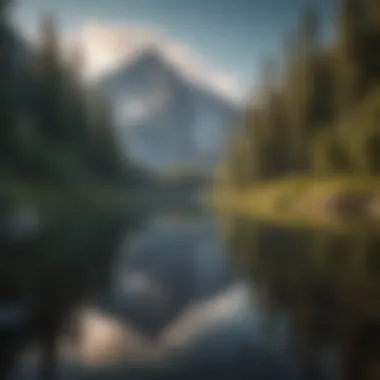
[95,38,239,172]
[75,23,243,104]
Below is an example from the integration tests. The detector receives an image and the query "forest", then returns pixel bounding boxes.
[0,2,144,207]
[0,2,150,377]
[217,0,380,216]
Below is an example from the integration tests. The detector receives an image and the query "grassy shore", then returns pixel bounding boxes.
[209,176,380,234]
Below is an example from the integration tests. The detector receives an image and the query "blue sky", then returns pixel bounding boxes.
[11,0,336,96]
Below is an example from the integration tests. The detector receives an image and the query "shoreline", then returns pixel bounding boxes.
[209,176,380,234]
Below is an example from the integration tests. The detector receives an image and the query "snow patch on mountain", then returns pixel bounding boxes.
[72,22,244,104]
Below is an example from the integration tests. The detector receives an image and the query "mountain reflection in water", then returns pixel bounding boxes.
[14,210,378,380]
[13,212,299,380]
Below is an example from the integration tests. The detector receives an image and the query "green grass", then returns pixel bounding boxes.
[211,175,380,234]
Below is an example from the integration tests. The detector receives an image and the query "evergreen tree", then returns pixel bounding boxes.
[61,39,89,145]
[0,0,17,174]
[221,0,380,188]
[32,15,65,142]
[335,0,366,115]
[301,4,319,58]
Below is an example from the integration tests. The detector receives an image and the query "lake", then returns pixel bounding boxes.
[8,204,380,380]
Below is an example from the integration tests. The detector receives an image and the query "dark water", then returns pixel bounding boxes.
[8,207,380,380]
[224,215,380,380]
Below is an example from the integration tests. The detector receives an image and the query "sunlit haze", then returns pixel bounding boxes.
[10,0,335,104]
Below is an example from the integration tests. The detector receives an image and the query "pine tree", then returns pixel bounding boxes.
[86,92,120,182]
[301,4,320,58]
[261,57,277,101]
[283,32,298,82]
[0,4,14,161]
[335,0,366,115]
[245,107,263,180]
[62,40,91,148]
[33,15,65,142]
[288,18,310,171]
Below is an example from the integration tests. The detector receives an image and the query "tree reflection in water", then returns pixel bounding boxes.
[224,216,380,380]
[0,206,145,380]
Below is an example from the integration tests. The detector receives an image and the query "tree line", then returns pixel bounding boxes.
[0,1,140,203]
[220,0,380,188]
[0,4,150,379]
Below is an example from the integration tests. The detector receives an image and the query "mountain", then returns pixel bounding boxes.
[104,214,236,337]
[96,47,239,173]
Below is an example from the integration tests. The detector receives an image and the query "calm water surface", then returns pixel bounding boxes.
[13,206,380,380]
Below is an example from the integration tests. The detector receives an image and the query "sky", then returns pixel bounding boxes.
[10,0,336,101]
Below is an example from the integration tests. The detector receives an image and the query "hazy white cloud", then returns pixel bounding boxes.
[161,39,242,103]
[72,22,161,78]
[67,22,243,103]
